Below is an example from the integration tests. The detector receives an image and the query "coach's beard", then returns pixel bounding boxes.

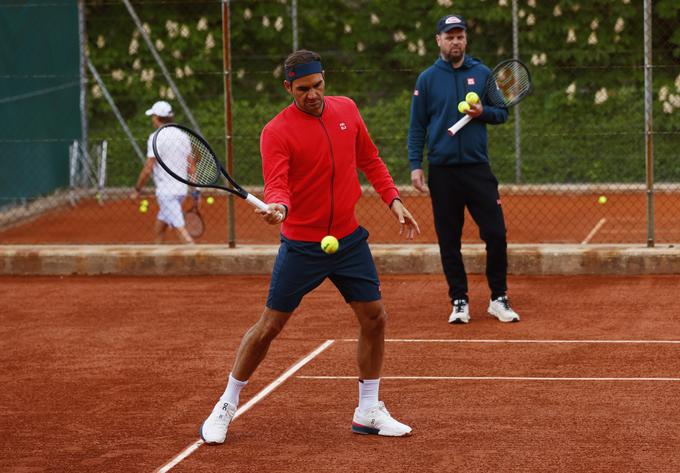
[442,50,463,64]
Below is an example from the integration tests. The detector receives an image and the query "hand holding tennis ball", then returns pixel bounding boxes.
[465,91,480,105]
[321,235,339,254]
[458,101,471,114]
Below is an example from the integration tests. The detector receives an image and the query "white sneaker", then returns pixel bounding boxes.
[351,401,412,437]
[200,400,236,444]
[488,296,520,323]
[448,299,470,324]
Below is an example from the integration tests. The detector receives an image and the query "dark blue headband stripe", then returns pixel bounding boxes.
[284,61,323,83]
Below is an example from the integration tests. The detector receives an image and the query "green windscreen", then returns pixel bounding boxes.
[0,1,81,207]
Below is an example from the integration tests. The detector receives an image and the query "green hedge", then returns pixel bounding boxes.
[96,86,680,188]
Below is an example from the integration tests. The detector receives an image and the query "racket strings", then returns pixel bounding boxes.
[188,136,220,186]
[155,127,220,186]
[487,62,531,107]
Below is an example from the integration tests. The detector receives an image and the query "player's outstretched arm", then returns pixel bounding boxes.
[130,157,155,199]
[389,199,420,240]
[255,203,286,225]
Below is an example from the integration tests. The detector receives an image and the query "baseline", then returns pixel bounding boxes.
[581,217,607,244]
[339,339,680,344]
[298,375,680,381]
[155,339,335,473]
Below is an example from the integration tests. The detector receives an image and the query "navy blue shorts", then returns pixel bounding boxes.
[266,226,381,313]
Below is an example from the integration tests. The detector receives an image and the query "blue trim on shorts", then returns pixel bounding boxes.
[266,226,381,313]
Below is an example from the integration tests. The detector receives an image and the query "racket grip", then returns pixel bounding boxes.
[245,193,269,211]
[447,115,473,136]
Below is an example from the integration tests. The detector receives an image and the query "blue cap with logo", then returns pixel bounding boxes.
[437,14,467,33]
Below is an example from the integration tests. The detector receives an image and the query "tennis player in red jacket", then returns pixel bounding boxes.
[200,49,420,443]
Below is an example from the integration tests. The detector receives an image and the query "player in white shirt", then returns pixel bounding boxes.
[130,101,194,244]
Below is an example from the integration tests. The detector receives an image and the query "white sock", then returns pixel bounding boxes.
[220,373,248,407]
[358,378,380,411]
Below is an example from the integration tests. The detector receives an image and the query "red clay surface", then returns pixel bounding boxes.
[2,192,680,244]
[2,274,679,472]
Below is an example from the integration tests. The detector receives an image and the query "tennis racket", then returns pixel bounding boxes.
[447,59,532,136]
[184,189,205,238]
[152,124,278,218]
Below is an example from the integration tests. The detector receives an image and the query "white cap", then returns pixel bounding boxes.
[145,100,173,117]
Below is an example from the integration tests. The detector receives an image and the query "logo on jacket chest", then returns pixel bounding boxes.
[467,78,476,85]
[339,122,347,130]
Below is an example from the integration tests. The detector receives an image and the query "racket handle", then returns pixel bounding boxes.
[447,115,473,136]
[246,192,285,222]
[245,193,269,211]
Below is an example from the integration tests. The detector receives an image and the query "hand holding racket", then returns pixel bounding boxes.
[152,124,283,222]
[447,59,532,136]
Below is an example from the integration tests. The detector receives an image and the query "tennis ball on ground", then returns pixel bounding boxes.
[598,195,607,204]
[458,101,471,113]
[465,91,480,104]
[206,196,215,205]
[320,235,339,254]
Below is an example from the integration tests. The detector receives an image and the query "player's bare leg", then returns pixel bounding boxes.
[202,307,293,444]
[154,220,168,243]
[175,226,194,244]
[231,307,294,380]
[350,300,411,437]
[351,300,385,379]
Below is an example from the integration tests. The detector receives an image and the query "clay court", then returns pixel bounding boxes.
[2,189,680,245]
[2,273,679,472]
[3,1,680,471]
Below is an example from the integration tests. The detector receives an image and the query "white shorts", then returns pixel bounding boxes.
[156,194,186,228]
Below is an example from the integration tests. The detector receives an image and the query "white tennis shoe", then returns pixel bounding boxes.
[200,400,236,444]
[448,299,470,324]
[351,401,412,437]
[488,296,520,323]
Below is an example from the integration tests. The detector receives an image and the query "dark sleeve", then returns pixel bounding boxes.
[478,103,509,125]
[407,73,428,171]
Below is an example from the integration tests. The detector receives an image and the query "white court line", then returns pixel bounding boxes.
[339,339,680,344]
[298,375,680,382]
[581,217,607,244]
[155,339,335,473]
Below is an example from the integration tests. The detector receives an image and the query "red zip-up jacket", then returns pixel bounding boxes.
[260,96,400,242]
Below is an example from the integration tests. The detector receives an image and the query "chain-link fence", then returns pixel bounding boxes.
[1,0,679,245]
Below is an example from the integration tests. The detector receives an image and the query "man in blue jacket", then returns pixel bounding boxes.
[408,14,520,324]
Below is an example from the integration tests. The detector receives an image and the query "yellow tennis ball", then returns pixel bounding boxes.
[139,205,148,213]
[458,101,471,113]
[206,196,215,205]
[466,91,479,104]
[598,195,607,204]
[141,199,149,206]
[320,235,339,254]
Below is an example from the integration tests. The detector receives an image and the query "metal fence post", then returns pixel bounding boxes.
[512,0,522,184]
[644,0,654,247]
